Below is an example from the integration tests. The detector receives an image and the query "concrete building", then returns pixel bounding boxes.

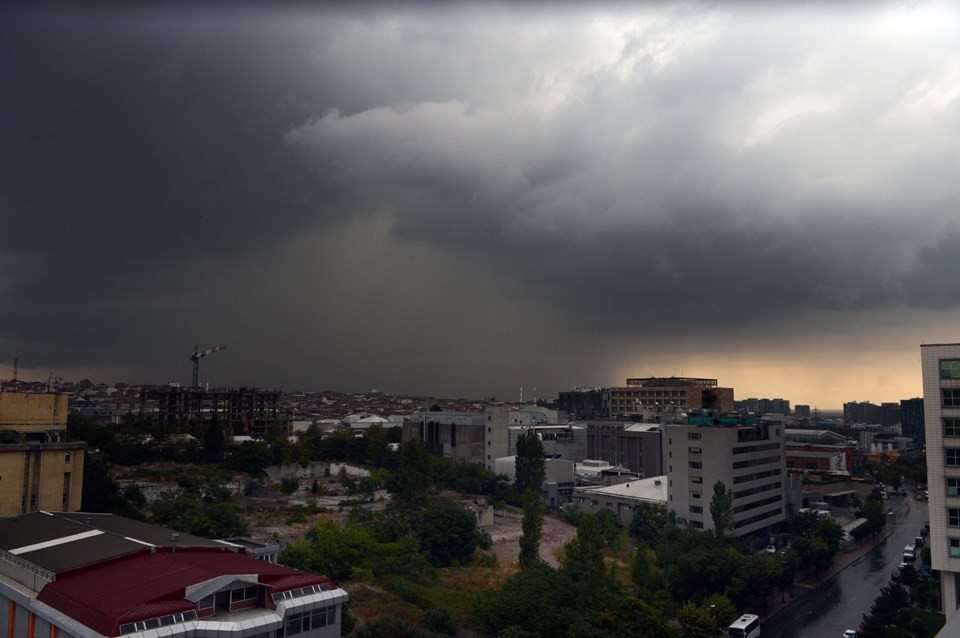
[0,391,85,517]
[558,388,609,420]
[507,424,587,463]
[901,398,925,447]
[139,386,287,438]
[608,377,734,417]
[843,401,881,425]
[736,398,791,416]
[405,406,511,472]
[585,422,663,478]
[665,413,786,536]
[494,457,576,507]
[921,343,960,621]
[572,475,668,524]
[0,512,346,638]
[794,405,811,418]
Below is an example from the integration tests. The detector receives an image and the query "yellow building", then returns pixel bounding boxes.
[0,391,84,516]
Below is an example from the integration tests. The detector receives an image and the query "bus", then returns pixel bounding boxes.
[729,614,760,638]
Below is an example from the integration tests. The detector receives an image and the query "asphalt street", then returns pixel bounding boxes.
[762,495,929,638]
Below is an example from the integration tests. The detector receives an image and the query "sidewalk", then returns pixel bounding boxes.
[764,527,895,619]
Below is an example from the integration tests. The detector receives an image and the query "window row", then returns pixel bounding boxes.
[732,455,781,470]
[284,606,337,636]
[732,468,782,485]
[731,442,782,455]
[272,582,333,603]
[120,611,198,635]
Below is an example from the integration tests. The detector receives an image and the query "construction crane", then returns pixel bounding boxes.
[189,344,226,389]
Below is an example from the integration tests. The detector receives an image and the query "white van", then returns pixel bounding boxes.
[903,545,916,561]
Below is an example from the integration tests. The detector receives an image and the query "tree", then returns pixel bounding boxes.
[862,498,886,541]
[709,480,735,538]
[394,439,433,508]
[418,498,482,567]
[473,562,579,637]
[676,602,714,638]
[515,429,545,497]
[562,513,607,607]
[630,502,677,546]
[519,488,545,569]
[201,421,226,463]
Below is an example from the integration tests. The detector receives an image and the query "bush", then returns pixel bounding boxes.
[423,607,456,637]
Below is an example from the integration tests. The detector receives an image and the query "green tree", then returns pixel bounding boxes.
[519,488,545,569]
[709,480,735,538]
[629,502,677,546]
[676,602,714,638]
[81,455,121,512]
[395,439,433,508]
[418,498,481,567]
[515,430,546,497]
[862,498,886,541]
[201,421,226,463]
[222,441,273,477]
[474,562,578,637]
[702,593,738,635]
[562,513,607,607]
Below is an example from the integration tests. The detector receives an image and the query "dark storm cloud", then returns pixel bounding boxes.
[3,2,960,395]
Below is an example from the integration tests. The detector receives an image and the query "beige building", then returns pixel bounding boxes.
[0,391,85,516]
[405,406,511,472]
[921,344,960,621]
[608,377,734,417]
[666,414,785,536]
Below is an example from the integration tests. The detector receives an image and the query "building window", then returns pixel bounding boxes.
[690,491,701,499]
[689,447,701,454]
[949,478,960,497]
[689,461,702,469]
[284,606,337,636]
[945,389,960,408]
[65,451,71,463]
[690,505,703,514]
[950,509,960,527]
[952,538,960,558]
[948,449,960,467]
[947,419,960,437]
[688,433,701,441]
[691,476,702,484]
[942,360,960,379]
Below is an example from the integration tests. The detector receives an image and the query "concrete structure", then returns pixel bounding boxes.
[572,475,668,524]
[843,401,881,425]
[921,343,960,621]
[609,377,734,417]
[139,386,287,438]
[794,405,811,418]
[785,442,862,475]
[0,512,346,638]
[0,391,85,517]
[585,422,663,478]
[507,424,587,463]
[406,406,511,472]
[784,429,848,445]
[665,413,786,536]
[736,398,791,416]
[494,457,575,507]
[558,388,609,420]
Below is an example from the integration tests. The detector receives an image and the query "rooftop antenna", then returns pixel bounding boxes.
[12,351,18,382]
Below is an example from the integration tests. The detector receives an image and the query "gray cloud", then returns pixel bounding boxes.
[2,2,960,401]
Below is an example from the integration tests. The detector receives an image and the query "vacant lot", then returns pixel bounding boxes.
[487,511,577,567]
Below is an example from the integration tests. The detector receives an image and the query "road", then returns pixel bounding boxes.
[762,494,929,638]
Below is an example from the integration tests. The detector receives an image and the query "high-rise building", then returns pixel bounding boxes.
[794,405,811,418]
[843,401,881,424]
[665,412,786,537]
[921,344,960,620]
[901,398,925,446]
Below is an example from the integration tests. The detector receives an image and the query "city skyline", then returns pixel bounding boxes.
[3,3,959,408]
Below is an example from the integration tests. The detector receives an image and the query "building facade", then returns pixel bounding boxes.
[405,406,511,472]
[665,413,786,537]
[901,397,925,447]
[585,422,663,478]
[921,344,960,620]
[609,377,734,417]
[558,388,609,420]
[0,391,85,516]
[0,512,347,638]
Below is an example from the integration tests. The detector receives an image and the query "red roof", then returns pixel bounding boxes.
[37,548,334,637]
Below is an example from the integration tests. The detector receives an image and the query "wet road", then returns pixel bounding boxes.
[762,495,929,638]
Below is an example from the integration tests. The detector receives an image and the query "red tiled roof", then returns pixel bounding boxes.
[37,548,334,637]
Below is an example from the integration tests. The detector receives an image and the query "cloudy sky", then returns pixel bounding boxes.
[3,1,960,408]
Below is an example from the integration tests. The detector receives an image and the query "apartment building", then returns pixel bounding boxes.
[0,391,85,516]
[0,511,347,638]
[921,343,960,620]
[666,413,786,537]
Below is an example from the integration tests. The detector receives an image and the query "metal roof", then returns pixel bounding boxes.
[36,548,334,637]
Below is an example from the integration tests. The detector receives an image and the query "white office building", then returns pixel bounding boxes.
[921,344,960,621]
[666,414,786,536]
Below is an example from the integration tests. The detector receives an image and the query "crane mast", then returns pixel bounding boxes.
[189,344,226,389]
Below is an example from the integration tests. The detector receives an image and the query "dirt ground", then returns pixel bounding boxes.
[486,511,577,567]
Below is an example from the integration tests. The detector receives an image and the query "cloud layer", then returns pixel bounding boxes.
[2,2,959,404]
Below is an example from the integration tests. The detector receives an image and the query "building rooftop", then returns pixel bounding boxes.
[576,475,668,503]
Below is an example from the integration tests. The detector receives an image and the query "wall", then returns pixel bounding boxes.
[0,393,68,431]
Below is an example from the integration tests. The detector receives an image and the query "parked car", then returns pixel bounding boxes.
[843,630,858,638]
[891,570,901,582]
[765,545,777,555]
[915,535,925,547]
[903,545,917,561]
